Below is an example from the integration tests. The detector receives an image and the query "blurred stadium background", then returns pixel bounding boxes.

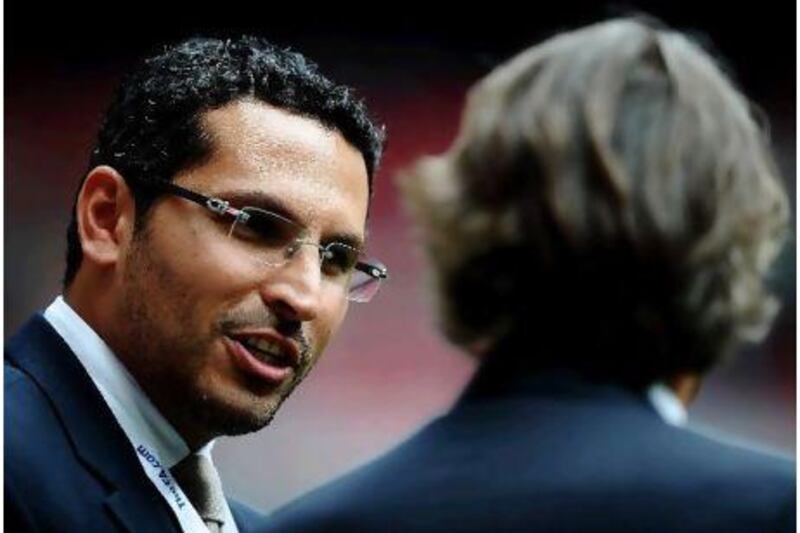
[6,1,795,511]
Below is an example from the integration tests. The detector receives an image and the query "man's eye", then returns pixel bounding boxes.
[322,243,359,275]
[234,208,296,246]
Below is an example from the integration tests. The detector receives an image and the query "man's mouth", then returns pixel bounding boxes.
[223,333,300,385]
[238,337,294,368]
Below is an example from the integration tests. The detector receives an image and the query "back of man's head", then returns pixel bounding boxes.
[403,18,788,387]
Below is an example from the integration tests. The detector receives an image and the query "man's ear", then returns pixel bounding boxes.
[76,165,136,269]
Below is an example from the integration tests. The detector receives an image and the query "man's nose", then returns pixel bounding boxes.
[259,245,322,323]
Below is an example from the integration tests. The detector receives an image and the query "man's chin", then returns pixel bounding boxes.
[192,390,287,438]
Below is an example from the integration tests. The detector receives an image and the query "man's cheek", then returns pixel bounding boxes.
[313,315,343,354]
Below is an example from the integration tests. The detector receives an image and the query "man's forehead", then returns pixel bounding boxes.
[202,99,338,160]
[183,99,370,234]
[202,100,365,177]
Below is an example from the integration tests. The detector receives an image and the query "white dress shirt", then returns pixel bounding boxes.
[44,296,239,533]
[647,381,688,426]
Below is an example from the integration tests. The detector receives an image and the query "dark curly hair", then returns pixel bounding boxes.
[64,35,385,287]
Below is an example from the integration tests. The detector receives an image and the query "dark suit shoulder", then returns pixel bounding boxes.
[5,357,81,478]
[5,359,67,446]
[4,363,49,531]
[644,424,794,521]
[264,392,795,532]
[4,358,108,530]
[658,422,793,475]
[230,498,267,532]
[5,318,184,532]
[5,360,27,387]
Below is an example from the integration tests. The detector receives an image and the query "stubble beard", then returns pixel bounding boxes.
[117,231,311,444]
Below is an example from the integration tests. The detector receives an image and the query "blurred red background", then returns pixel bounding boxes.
[6,2,795,511]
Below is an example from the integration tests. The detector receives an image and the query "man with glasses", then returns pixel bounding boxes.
[263,18,793,532]
[6,36,386,532]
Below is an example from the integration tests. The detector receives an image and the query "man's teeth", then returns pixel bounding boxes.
[242,338,289,365]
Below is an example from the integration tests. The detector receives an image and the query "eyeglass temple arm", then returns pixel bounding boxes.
[356,261,388,280]
[144,181,244,218]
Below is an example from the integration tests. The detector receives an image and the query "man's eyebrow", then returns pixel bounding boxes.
[214,190,298,221]
[214,188,367,251]
[325,232,365,252]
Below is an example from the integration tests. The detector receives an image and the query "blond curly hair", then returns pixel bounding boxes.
[401,18,788,384]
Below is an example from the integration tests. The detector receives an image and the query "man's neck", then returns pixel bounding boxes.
[666,372,701,407]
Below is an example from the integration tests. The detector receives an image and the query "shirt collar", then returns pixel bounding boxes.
[646,382,688,426]
[43,295,192,467]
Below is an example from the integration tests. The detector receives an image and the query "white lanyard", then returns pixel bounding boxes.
[134,442,211,533]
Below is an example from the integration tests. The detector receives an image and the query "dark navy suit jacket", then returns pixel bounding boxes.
[5,315,265,532]
[263,359,795,532]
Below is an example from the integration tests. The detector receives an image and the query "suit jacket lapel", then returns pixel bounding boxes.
[6,315,180,532]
